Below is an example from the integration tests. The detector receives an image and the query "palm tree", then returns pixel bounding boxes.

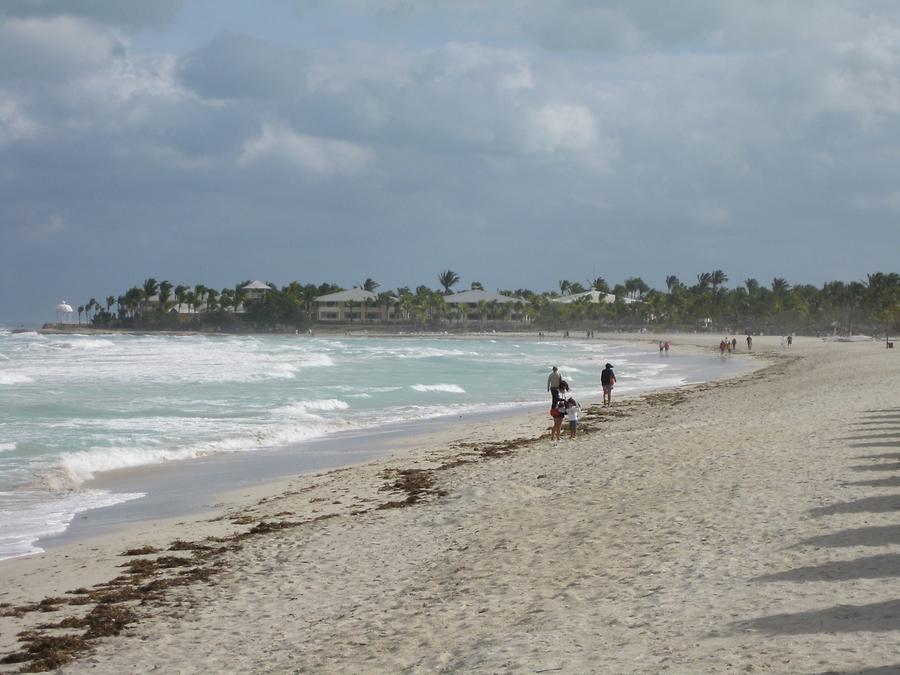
[362,278,380,292]
[558,280,572,296]
[218,289,232,313]
[665,275,680,293]
[696,272,712,290]
[206,288,220,312]
[194,284,208,312]
[438,270,460,294]
[470,281,484,290]
[142,278,159,314]
[771,278,790,294]
[710,270,728,289]
[174,285,188,310]
[624,277,649,299]
[158,281,173,312]
[232,285,246,313]
[590,276,610,294]
[106,296,115,314]
[124,287,144,318]
[77,305,84,324]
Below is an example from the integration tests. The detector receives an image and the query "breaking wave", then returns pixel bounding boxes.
[411,384,466,393]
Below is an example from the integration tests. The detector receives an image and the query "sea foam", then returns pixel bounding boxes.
[411,384,466,393]
[0,372,33,385]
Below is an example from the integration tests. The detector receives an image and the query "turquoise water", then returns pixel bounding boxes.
[0,330,748,558]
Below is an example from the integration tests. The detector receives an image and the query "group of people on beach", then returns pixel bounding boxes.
[546,362,616,441]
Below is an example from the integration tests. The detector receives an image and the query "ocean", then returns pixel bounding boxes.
[0,330,750,559]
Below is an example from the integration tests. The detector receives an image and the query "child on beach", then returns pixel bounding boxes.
[566,397,580,438]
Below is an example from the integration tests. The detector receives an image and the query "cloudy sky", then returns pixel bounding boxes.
[1,0,898,323]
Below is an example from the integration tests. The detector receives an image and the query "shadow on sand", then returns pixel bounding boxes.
[754,553,900,583]
[794,524,900,549]
[809,494,900,517]
[735,599,900,635]
[842,476,900,489]
[847,462,900,472]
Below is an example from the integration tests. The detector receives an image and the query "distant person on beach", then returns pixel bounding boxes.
[550,397,566,440]
[566,397,580,438]
[719,339,727,355]
[787,335,793,347]
[659,340,664,354]
[601,363,616,406]
[664,341,670,354]
[547,366,562,404]
[746,335,752,350]
[731,337,737,351]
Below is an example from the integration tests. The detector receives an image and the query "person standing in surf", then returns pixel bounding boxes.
[547,366,562,405]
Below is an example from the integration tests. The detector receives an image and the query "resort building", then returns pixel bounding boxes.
[443,289,523,323]
[551,290,638,305]
[314,289,397,322]
[242,281,272,303]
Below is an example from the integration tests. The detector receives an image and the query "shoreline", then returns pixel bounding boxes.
[1,332,753,561]
[33,339,759,554]
[3,335,896,671]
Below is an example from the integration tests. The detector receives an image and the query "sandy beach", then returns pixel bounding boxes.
[1,333,898,673]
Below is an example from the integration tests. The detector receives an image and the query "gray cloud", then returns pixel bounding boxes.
[177,34,307,101]
[0,0,185,29]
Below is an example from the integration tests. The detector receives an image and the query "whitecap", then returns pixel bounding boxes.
[0,442,15,453]
[52,338,116,350]
[274,399,350,416]
[0,372,33,385]
[411,384,466,394]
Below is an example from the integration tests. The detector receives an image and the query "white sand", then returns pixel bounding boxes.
[2,334,899,673]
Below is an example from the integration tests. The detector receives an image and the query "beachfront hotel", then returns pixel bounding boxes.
[314,288,398,322]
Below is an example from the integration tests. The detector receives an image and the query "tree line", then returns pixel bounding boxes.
[72,270,899,337]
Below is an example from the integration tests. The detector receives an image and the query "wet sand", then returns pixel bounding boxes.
[1,334,898,673]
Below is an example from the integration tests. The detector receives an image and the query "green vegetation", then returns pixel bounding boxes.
[75,271,899,337]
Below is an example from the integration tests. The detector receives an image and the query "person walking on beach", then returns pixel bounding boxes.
[547,366,562,405]
[566,397,580,438]
[787,334,793,348]
[664,341,670,354]
[746,334,752,350]
[731,337,737,351]
[601,363,616,406]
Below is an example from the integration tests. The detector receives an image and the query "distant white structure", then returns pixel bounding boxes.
[242,281,272,303]
[314,288,396,322]
[550,290,638,305]
[443,289,523,323]
[55,301,74,324]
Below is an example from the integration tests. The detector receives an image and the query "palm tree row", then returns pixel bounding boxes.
[79,270,898,335]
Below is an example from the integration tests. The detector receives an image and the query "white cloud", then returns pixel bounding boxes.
[0,95,38,143]
[239,124,376,175]
[525,103,597,153]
